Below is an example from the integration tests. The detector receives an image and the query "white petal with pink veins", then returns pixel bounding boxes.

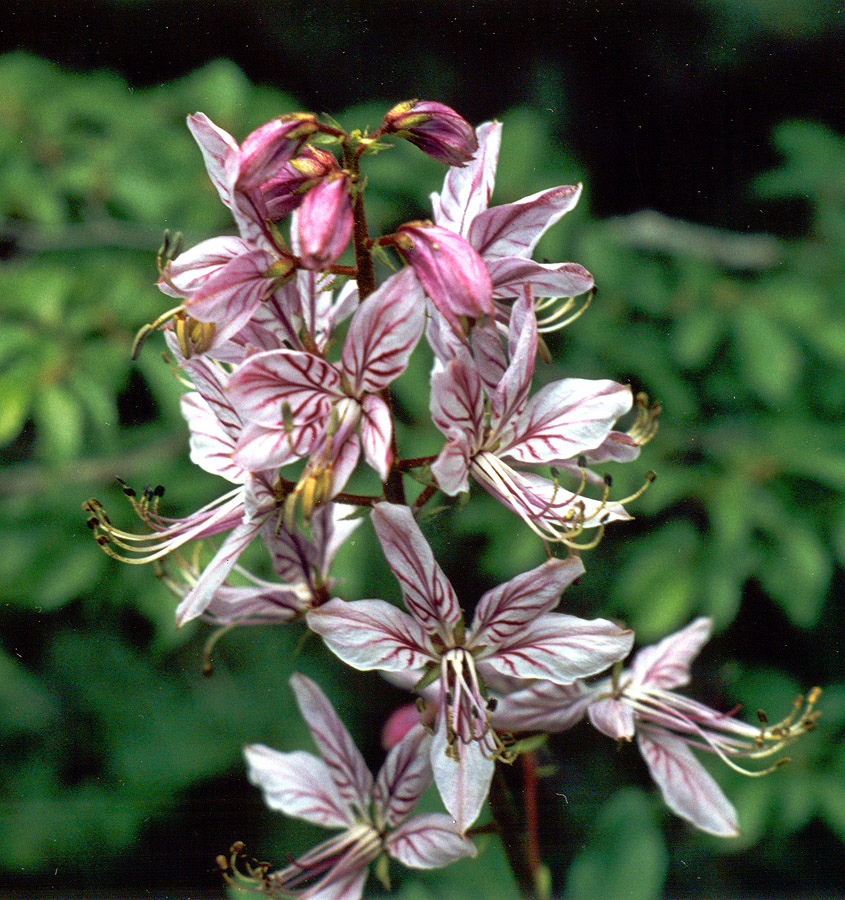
[487,258,594,300]
[244,745,354,828]
[638,729,740,836]
[387,813,477,868]
[307,599,434,672]
[373,725,433,828]
[631,617,713,690]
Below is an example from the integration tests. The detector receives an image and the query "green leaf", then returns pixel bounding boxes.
[565,788,668,900]
[732,304,801,406]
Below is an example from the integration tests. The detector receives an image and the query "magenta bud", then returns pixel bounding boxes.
[236,113,320,190]
[262,147,340,220]
[396,222,494,331]
[296,175,354,270]
[381,100,478,167]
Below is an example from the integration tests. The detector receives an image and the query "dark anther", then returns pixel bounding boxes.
[757,709,769,725]
[86,517,99,530]
[603,473,613,487]
[153,485,166,497]
[486,697,498,712]
[577,455,587,468]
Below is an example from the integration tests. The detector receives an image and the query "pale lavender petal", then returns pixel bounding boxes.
[181,392,247,484]
[228,349,343,427]
[430,353,484,442]
[588,697,636,741]
[468,184,582,261]
[175,512,269,626]
[470,557,585,653]
[300,865,368,900]
[487,258,594,299]
[341,268,425,396]
[307,598,434,672]
[244,745,353,827]
[360,394,393,482]
[632,618,713,690]
[637,729,740,836]
[260,518,319,585]
[432,121,502,236]
[425,299,469,365]
[491,680,592,733]
[313,503,362,573]
[159,235,251,299]
[232,419,317,471]
[468,316,507,393]
[181,354,242,438]
[431,433,472,496]
[504,379,633,465]
[430,708,494,832]
[387,813,477,868]
[290,674,374,813]
[202,582,308,625]
[373,724,433,827]
[371,503,462,634]
[482,613,634,684]
[187,113,238,208]
[490,291,537,432]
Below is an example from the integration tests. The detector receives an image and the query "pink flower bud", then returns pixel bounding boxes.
[396,222,494,331]
[236,113,319,190]
[381,100,478,166]
[261,146,340,220]
[295,175,354,270]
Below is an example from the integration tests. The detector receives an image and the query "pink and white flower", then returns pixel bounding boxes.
[494,618,822,837]
[245,674,475,900]
[228,268,425,493]
[430,292,637,544]
[307,502,633,831]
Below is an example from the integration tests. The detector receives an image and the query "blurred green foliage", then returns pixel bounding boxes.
[0,54,842,898]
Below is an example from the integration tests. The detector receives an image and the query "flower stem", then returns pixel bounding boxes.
[488,765,540,900]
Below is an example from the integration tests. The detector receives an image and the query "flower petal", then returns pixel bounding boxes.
[637,729,740,837]
[307,598,433,672]
[481,612,633,684]
[341,268,426,396]
[290,673,374,813]
[430,707,494,833]
[631,617,713,690]
[387,813,477,868]
[430,352,485,442]
[487,257,594,300]
[468,184,582,261]
[491,680,591,734]
[371,503,462,634]
[504,379,633,465]
[187,113,238,207]
[432,121,502,237]
[470,556,585,652]
[373,724,433,827]
[244,745,353,827]
[588,696,636,741]
[181,392,247,484]
[360,394,393,482]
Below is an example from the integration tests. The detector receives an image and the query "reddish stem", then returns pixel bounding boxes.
[522,752,542,877]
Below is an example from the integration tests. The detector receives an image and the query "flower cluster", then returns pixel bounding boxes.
[85,101,819,899]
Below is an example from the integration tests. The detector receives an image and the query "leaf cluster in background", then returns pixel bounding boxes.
[0,55,842,899]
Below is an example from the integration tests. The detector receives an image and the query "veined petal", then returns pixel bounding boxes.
[490,291,537,432]
[432,120,502,237]
[187,113,239,208]
[307,599,434,672]
[469,556,585,652]
[228,349,343,427]
[202,582,309,625]
[232,419,317,471]
[431,433,472,496]
[244,745,354,828]
[260,517,320,585]
[371,503,462,634]
[181,392,247,484]
[491,680,591,734]
[468,184,582,261]
[341,268,426,396]
[312,502,362,573]
[159,235,252,298]
[637,729,740,837]
[175,512,269,626]
[373,724,433,828]
[387,813,477,868]
[360,394,393,482]
[481,613,633,684]
[290,674,374,814]
[588,696,636,741]
[631,617,713,690]
[430,707,494,833]
[487,258,594,300]
[186,250,273,333]
[430,353,484,442]
[504,379,633,465]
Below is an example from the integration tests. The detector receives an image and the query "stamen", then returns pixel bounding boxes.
[534,287,595,333]
[627,392,661,446]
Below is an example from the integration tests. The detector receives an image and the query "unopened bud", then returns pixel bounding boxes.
[262,147,340,220]
[236,113,320,190]
[381,100,478,167]
[295,175,354,270]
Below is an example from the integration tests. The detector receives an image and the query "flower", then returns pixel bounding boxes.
[307,502,633,830]
[244,673,475,900]
[493,618,822,836]
[430,120,594,336]
[381,100,478,167]
[430,291,643,545]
